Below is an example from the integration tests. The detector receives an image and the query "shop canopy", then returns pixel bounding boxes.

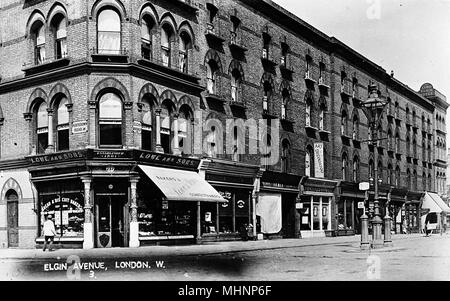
[138,165,227,203]
[422,192,450,214]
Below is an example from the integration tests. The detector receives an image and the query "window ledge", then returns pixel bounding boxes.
[22,57,71,76]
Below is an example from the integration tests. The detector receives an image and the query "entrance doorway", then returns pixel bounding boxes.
[96,196,129,248]
[6,190,19,248]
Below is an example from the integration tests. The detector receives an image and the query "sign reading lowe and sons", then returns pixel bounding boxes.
[29,149,199,169]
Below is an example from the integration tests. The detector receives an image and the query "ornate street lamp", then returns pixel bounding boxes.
[360,84,390,249]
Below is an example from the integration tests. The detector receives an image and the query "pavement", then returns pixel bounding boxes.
[0,233,448,281]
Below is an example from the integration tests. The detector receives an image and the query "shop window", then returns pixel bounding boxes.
[99,93,123,147]
[179,32,192,73]
[56,97,70,151]
[160,103,172,154]
[36,102,49,154]
[217,190,250,234]
[141,16,154,60]
[51,15,67,60]
[39,183,84,238]
[97,8,121,55]
[161,25,173,67]
[32,21,46,65]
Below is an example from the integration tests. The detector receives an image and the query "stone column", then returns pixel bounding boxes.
[172,113,180,155]
[88,101,97,148]
[46,109,55,153]
[155,109,164,153]
[129,177,140,248]
[82,177,94,249]
[124,102,134,148]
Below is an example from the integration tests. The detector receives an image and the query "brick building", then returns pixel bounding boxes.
[0,0,447,249]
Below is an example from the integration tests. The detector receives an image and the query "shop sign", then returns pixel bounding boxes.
[72,121,88,134]
[314,143,324,178]
[358,202,365,209]
[30,150,86,164]
[359,182,370,191]
[94,150,129,159]
[42,197,84,212]
[219,191,232,208]
[137,151,199,168]
[296,203,304,209]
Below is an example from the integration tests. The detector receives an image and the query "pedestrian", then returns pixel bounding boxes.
[43,215,57,252]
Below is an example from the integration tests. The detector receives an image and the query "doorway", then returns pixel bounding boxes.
[6,190,19,248]
[96,195,129,248]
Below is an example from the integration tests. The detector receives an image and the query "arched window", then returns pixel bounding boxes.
[395,166,401,186]
[141,16,155,60]
[231,69,242,103]
[206,60,219,94]
[406,135,411,156]
[387,129,393,150]
[160,101,172,154]
[413,170,417,189]
[52,15,67,59]
[179,32,192,73]
[341,111,348,136]
[262,134,272,168]
[423,172,427,191]
[428,174,432,191]
[378,161,383,183]
[406,169,411,190]
[36,102,48,154]
[141,96,155,151]
[32,22,46,65]
[161,25,173,67]
[352,156,359,182]
[281,89,289,120]
[306,99,312,127]
[352,114,359,140]
[263,81,272,112]
[232,126,239,162]
[342,153,348,181]
[305,146,314,177]
[99,92,122,146]
[387,164,393,185]
[98,9,121,54]
[395,131,401,153]
[369,159,374,180]
[207,125,217,158]
[179,105,193,156]
[56,97,69,151]
[319,105,325,131]
[281,139,290,173]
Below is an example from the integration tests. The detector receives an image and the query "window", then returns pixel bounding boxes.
[179,106,192,155]
[352,114,359,140]
[141,98,154,151]
[281,89,289,120]
[262,134,272,168]
[141,16,154,60]
[161,25,173,67]
[36,102,48,154]
[387,165,393,185]
[98,9,121,55]
[342,153,348,181]
[378,161,383,183]
[341,111,348,136]
[353,156,359,182]
[280,43,288,67]
[232,126,239,162]
[406,169,411,189]
[206,60,219,94]
[56,98,69,151]
[319,62,325,80]
[263,81,272,112]
[231,69,242,103]
[369,159,374,180]
[262,32,271,59]
[207,126,217,158]
[395,132,401,153]
[319,106,325,130]
[395,166,401,186]
[160,102,172,154]
[179,32,192,73]
[305,146,313,177]
[306,100,312,127]
[32,22,46,65]
[99,93,122,146]
[53,16,67,59]
[423,173,427,191]
[281,139,290,173]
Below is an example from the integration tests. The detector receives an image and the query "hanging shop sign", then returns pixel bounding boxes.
[314,143,324,178]
[72,121,88,134]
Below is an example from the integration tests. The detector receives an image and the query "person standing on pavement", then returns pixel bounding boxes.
[43,215,57,252]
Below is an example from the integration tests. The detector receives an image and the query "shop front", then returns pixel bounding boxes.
[200,159,260,242]
[336,182,366,236]
[259,171,301,239]
[298,177,337,238]
[388,188,408,234]
[405,191,424,234]
[28,149,226,249]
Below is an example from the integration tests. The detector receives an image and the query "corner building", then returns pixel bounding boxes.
[0,0,447,249]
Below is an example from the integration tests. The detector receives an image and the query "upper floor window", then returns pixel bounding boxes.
[52,16,67,59]
[161,25,174,67]
[231,69,242,103]
[232,126,239,162]
[99,93,122,146]
[352,156,359,182]
[179,32,192,73]
[281,139,290,173]
[56,97,69,151]
[352,114,359,140]
[179,106,193,156]
[395,166,401,186]
[341,110,348,136]
[141,97,155,151]
[306,100,312,127]
[206,60,219,94]
[32,22,46,65]
[319,106,325,131]
[98,9,121,55]
[207,125,217,158]
[281,89,289,120]
[160,102,172,154]
[141,16,155,60]
[387,164,393,185]
[36,102,48,154]
[280,43,288,67]
[305,146,314,177]
[342,153,348,181]
[262,81,272,112]
[262,32,271,59]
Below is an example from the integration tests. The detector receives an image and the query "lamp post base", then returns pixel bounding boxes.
[372,216,384,249]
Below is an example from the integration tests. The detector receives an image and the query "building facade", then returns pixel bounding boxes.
[0,0,447,249]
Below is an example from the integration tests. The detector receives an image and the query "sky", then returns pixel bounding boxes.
[273,0,450,142]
